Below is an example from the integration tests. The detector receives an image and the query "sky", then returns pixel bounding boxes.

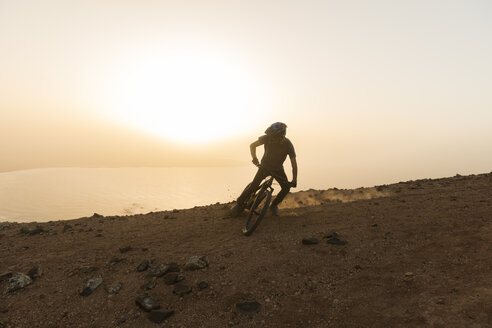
[1,0,491,184]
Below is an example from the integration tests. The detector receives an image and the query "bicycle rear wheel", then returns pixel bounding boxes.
[242,187,272,236]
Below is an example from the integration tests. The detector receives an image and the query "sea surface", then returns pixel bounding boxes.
[0,166,336,222]
[0,165,466,222]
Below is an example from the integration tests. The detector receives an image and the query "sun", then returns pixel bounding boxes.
[100,46,269,144]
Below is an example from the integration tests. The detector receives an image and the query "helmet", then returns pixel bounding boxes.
[265,122,287,136]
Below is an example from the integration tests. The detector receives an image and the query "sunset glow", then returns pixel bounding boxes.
[1,0,491,175]
[100,47,268,143]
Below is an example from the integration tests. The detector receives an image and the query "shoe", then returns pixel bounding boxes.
[230,204,244,217]
[270,205,279,216]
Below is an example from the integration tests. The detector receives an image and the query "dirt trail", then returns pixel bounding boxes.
[1,172,491,327]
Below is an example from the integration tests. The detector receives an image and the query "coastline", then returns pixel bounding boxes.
[1,172,491,327]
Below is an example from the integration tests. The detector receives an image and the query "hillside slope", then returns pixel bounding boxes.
[1,172,491,327]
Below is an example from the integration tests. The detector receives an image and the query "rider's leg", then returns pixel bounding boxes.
[270,168,291,209]
[235,167,269,208]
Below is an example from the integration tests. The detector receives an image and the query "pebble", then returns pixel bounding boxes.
[79,276,103,296]
[20,226,44,235]
[166,262,180,272]
[3,273,33,294]
[146,264,168,277]
[173,283,192,296]
[325,232,347,245]
[106,282,123,294]
[107,258,124,266]
[135,293,160,312]
[302,237,319,245]
[141,281,157,290]
[163,272,184,285]
[62,224,73,233]
[198,281,209,290]
[119,246,133,253]
[116,317,127,325]
[185,256,209,270]
[137,260,150,272]
[28,265,43,280]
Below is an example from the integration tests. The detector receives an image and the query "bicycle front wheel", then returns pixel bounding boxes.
[242,188,272,236]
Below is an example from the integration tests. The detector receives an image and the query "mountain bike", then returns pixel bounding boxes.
[241,166,275,236]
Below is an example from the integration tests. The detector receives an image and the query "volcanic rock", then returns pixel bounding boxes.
[3,273,33,294]
[20,226,44,235]
[198,281,209,290]
[141,280,157,290]
[325,232,347,245]
[163,272,184,285]
[106,282,123,294]
[107,257,124,266]
[28,265,43,280]
[185,256,209,270]
[302,237,319,245]
[137,260,150,272]
[173,283,192,296]
[0,272,12,282]
[79,276,103,296]
[135,293,160,312]
[146,264,167,277]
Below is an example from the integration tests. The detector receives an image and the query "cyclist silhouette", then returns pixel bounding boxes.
[231,122,298,217]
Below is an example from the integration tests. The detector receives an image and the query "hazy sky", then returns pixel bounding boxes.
[1,0,491,183]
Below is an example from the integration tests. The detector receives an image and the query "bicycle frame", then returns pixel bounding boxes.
[245,166,275,209]
[242,169,275,236]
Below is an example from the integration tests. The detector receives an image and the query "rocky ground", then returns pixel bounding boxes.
[1,172,492,328]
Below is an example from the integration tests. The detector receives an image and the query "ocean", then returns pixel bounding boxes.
[0,164,453,222]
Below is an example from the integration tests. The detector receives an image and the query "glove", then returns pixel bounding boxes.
[290,180,297,188]
[252,158,260,166]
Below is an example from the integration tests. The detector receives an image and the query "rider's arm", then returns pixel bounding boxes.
[250,140,262,163]
[290,155,298,186]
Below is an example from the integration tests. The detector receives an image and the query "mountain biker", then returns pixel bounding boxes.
[231,122,297,217]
